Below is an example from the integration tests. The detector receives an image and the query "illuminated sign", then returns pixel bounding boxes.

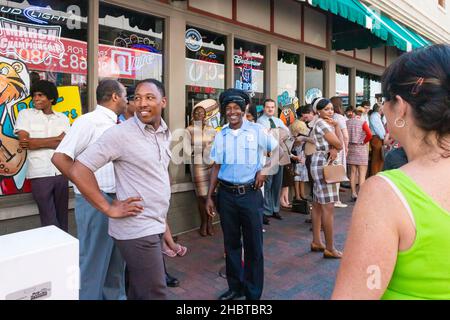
[233,54,262,68]
[0,5,70,25]
[0,18,65,64]
[185,28,202,52]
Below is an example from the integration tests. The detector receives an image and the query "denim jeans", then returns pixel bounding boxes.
[75,193,126,300]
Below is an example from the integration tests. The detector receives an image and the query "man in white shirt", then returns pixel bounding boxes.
[14,80,70,231]
[51,80,127,300]
[257,99,290,223]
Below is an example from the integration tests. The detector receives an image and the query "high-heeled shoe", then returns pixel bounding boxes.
[351,195,358,202]
[310,242,326,252]
[162,248,177,257]
[323,249,343,259]
[175,244,187,257]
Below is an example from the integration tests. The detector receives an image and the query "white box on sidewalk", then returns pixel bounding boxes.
[0,226,79,300]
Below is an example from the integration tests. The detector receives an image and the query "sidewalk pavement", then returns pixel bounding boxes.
[165,192,354,300]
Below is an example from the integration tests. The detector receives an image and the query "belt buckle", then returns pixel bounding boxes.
[237,185,246,195]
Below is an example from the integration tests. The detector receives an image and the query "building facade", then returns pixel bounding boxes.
[0,0,448,235]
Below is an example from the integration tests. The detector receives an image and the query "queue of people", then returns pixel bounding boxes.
[12,44,450,300]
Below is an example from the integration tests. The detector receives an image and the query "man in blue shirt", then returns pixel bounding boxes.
[369,104,386,175]
[206,89,277,300]
[257,99,290,223]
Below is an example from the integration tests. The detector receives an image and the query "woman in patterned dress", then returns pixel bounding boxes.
[184,101,217,236]
[346,107,372,201]
[290,119,310,200]
[310,98,344,259]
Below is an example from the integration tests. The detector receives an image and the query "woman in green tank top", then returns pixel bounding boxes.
[332,44,450,300]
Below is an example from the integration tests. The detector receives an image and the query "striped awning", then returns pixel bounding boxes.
[304,0,431,51]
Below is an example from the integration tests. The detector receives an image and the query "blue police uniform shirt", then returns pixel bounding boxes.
[210,120,278,184]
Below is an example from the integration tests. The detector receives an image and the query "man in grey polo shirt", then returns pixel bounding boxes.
[68,79,171,300]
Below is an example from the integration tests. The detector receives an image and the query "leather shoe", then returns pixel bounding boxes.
[166,273,180,287]
[272,212,283,220]
[263,215,270,225]
[218,290,243,300]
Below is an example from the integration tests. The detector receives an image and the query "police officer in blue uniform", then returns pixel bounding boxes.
[206,89,278,300]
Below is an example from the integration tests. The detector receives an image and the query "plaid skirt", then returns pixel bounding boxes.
[347,143,369,166]
[310,151,339,204]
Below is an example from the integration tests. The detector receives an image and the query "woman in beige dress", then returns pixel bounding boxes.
[184,100,217,236]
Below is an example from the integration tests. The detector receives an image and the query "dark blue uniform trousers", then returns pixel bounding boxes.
[217,186,264,300]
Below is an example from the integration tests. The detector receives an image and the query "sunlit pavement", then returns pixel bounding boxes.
[166,190,354,300]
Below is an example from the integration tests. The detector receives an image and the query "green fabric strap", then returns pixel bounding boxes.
[378,169,450,300]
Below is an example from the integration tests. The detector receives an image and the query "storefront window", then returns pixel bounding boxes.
[277,51,298,125]
[185,26,225,129]
[305,57,324,104]
[99,3,164,91]
[336,65,350,107]
[356,71,381,107]
[234,39,265,111]
[0,0,88,196]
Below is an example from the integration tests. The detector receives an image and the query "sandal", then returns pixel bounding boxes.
[175,244,187,257]
[323,249,343,259]
[162,248,177,258]
[310,242,326,252]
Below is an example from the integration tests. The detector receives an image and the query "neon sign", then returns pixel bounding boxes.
[0,6,70,25]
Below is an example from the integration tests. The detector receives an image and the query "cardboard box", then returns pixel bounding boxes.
[0,226,79,300]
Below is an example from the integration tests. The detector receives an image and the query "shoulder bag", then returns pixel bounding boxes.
[323,159,349,184]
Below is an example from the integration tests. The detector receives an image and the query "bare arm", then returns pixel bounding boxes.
[69,160,143,218]
[341,127,349,154]
[324,131,343,151]
[51,152,75,178]
[205,163,220,217]
[17,130,65,150]
[332,176,403,299]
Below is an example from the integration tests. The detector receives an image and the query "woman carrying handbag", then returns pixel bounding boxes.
[309,98,344,259]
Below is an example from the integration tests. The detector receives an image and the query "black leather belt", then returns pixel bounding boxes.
[218,180,255,195]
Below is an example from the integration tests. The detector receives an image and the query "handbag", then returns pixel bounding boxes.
[292,199,312,215]
[304,142,316,156]
[284,162,295,178]
[323,159,349,184]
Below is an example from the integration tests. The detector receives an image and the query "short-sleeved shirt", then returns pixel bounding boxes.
[55,105,117,194]
[333,113,347,130]
[313,119,334,152]
[14,108,70,179]
[210,120,278,184]
[77,116,172,240]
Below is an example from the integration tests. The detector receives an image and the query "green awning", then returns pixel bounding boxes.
[306,0,430,51]
[355,1,430,51]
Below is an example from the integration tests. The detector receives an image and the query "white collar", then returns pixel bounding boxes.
[96,104,118,122]
[31,108,57,118]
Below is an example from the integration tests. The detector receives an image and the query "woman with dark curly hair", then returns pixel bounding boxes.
[333,44,450,299]
[309,97,344,259]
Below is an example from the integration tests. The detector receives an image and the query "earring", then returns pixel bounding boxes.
[394,117,406,128]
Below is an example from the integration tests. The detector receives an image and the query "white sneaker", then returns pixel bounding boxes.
[334,201,348,208]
